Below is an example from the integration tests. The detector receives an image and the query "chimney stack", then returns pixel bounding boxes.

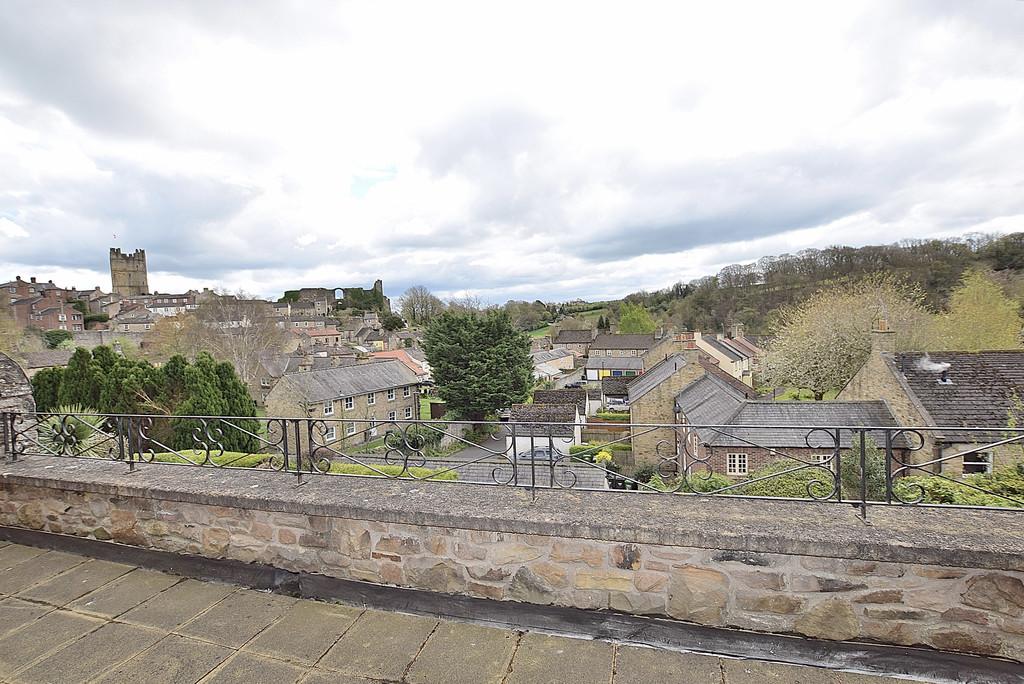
[870,318,896,354]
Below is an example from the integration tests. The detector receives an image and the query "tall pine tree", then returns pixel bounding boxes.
[58,348,99,409]
[31,367,64,412]
[215,360,258,452]
[424,310,532,421]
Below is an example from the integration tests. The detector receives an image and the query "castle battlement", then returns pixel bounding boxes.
[110,247,149,296]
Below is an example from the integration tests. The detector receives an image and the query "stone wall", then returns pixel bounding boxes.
[0,458,1022,662]
[628,351,705,466]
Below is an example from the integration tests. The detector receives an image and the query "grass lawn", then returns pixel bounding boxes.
[420,396,445,419]
[150,449,456,479]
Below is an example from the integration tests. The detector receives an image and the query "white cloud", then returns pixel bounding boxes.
[0,0,1021,302]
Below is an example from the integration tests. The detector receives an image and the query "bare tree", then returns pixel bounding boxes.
[399,286,446,325]
[191,292,287,386]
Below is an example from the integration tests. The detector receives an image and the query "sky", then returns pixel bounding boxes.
[1,1,1023,305]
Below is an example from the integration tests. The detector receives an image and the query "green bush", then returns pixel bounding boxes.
[569,442,631,456]
[38,406,108,457]
[894,465,1024,508]
[732,459,838,499]
[595,411,630,421]
[682,472,732,493]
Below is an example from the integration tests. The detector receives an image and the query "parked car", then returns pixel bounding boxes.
[605,397,628,409]
[516,446,556,461]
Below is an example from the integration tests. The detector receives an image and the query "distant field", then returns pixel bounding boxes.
[529,306,611,339]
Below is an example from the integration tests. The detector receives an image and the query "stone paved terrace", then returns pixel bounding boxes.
[0,540,917,684]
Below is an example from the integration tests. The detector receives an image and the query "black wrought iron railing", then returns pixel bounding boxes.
[2,410,1022,517]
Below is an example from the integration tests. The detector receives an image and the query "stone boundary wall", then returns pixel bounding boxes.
[0,459,1022,662]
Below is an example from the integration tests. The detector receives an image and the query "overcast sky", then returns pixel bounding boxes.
[1,1,1022,304]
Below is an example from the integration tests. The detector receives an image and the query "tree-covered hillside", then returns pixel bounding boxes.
[623,233,1024,333]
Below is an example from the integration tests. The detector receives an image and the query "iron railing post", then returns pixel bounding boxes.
[859,429,868,520]
[296,419,306,485]
[833,428,842,502]
[884,429,894,504]
[1,412,9,462]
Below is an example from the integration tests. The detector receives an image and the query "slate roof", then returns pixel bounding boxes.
[273,359,418,403]
[675,373,748,427]
[601,377,629,397]
[627,353,688,403]
[680,396,906,449]
[21,350,74,369]
[702,336,743,362]
[533,388,587,413]
[699,357,755,396]
[552,329,593,345]
[510,403,576,437]
[590,333,656,350]
[585,356,644,371]
[531,348,574,365]
[888,351,1024,441]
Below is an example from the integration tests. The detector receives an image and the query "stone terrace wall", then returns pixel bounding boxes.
[0,458,1022,662]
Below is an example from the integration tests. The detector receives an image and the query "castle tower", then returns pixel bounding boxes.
[109,248,149,296]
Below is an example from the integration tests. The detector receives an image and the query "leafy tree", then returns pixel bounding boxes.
[215,361,258,452]
[58,348,99,408]
[380,312,406,331]
[981,232,1024,272]
[424,310,532,420]
[616,302,656,334]
[931,268,1023,350]
[764,275,933,399]
[43,329,73,349]
[31,367,64,412]
[91,345,119,374]
[173,353,229,450]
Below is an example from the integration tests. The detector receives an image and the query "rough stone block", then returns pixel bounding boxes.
[854,589,903,604]
[793,599,859,641]
[926,628,1002,656]
[668,566,728,625]
[961,573,1024,617]
[736,593,804,614]
[575,569,634,592]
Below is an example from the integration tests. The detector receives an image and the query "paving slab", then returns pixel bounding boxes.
[201,651,306,684]
[17,558,133,606]
[0,544,47,571]
[0,551,85,595]
[613,645,723,684]
[67,568,181,617]
[12,621,164,684]
[300,670,381,684]
[505,632,615,684]
[722,658,900,683]
[319,610,438,681]
[95,634,233,684]
[120,578,235,630]
[0,609,104,677]
[406,621,519,684]
[245,600,362,665]
[0,597,52,639]
[177,588,296,648]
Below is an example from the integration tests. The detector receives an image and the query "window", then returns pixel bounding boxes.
[727,452,748,475]
[324,426,336,442]
[404,407,413,419]
[403,386,411,398]
[367,392,376,405]
[344,397,354,411]
[346,423,356,436]
[630,349,638,356]
[387,388,396,401]
[388,411,397,421]
[963,452,992,475]
[323,400,334,416]
[260,377,271,388]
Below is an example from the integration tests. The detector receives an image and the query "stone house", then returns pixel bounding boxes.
[264,359,420,454]
[112,305,157,333]
[625,350,732,465]
[839,326,1024,476]
[674,369,906,478]
[551,329,597,357]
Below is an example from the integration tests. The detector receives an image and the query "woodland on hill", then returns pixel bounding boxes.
[620,232,1024,334]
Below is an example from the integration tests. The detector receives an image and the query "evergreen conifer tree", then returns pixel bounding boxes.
[31,367,64,412]
[58,348,98,408]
